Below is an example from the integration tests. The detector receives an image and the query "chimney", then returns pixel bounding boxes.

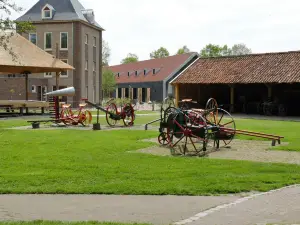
[82,9,95,24]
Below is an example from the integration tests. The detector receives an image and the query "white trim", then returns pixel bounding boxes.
[29,33,37,45]
[60,32,68,50]
[85,34,88,44]
[41,4,53,19]
[93,36,96,47]
[169,55,200,85]
[44,32,52,50]
[85,60,88,71]
[31,85,36,93]
[60,59,68,77]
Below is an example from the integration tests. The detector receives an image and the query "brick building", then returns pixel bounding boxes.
[0,0,104,105]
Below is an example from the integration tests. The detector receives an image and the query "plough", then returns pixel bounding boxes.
[146,97,284,156]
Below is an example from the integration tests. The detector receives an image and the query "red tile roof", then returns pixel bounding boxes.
[106,53,197,84]
[171,51,300,84]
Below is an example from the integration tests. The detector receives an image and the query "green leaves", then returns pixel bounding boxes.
[121,53,139,64]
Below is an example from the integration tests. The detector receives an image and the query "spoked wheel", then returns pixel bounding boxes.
[205,98,219,124]
[123,103,135,127]
[106,103,118,127]
[166,111,208,156]
[60,109,72,125]
[213,108,236,148]
[158,132,170,146]
[81,110,92,126]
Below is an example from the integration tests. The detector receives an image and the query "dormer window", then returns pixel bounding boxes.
[42,4,54,19]
[153,69,156,74]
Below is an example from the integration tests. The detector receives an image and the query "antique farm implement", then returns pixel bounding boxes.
[85,99,136,128]
[151,97,284,156]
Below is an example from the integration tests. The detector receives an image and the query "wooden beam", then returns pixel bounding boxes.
[230,85,234,113]
[175,84,179,107]
[265,84,272,98]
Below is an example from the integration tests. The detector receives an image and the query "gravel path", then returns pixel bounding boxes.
[135,139,300,165]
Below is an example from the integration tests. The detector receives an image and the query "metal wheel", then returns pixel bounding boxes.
[166,111,208,156]
[81,110,92,126]
[123,103,135,126]
[205,98,218,124]
[213,108,236,147]
[158,132,170,146]
[106,103,118,127]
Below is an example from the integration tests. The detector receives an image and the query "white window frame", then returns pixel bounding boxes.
[60,32,68,50]
[93,61,96,72]
[85,60,88,71]
[44,72,52,78]
[31,85,36,93]
[29,33,37,45]
[44,32,52,50]
[42,4,53,19]
[93,37,96,47]
[60,59,68,77]
[85,34,88,44]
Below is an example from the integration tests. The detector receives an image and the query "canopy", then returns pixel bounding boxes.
[0,32,74,74]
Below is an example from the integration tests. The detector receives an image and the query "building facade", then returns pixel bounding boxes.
[0,0,103,105]
[107,53,199,103]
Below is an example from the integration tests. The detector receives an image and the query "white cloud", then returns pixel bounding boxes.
[9,0,300,65]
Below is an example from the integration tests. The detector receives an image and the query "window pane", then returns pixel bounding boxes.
[93,37,96,46]
[30,34,37,45]
[44,10,51,18]
[45,33,52,49]
[61,33,68,49]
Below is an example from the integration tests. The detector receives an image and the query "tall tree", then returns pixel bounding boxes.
[150,47,169,59]
[102,39,111,66]
[121,53,138,64]
[231,43,252,55]
[0,0,35,60]
[200,44,231,57]
[102,69,116,98]
[177,45,190,55]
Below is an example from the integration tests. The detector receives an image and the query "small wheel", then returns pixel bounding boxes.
[205,98,219,124]
[81,110,92,126]
[123,104,134,126]
[158,132,170,146]
[106,103,118,127]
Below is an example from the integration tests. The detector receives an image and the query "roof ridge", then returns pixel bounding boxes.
[199,50,300,60]
[109,52,198,67]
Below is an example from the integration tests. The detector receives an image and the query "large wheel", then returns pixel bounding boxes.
[158,132,170,146]
[60,108,72,125]
[106,103,118,127]
[213,108,236,147]
[122,103,135,127]
[166,111,208,156]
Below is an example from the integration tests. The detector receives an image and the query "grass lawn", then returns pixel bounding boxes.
[0,222,150,225]
[0,116,300,195]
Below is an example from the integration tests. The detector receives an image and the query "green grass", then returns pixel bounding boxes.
[0,222,150,225]
[234,118,300,151]
[1,116,300,195]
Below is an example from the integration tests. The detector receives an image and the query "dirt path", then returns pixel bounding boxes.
[135,139,300,165]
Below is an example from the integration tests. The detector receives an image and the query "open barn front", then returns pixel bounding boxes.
[178,84,231,109]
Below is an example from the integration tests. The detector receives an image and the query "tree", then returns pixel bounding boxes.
[231,43,252,56]
[121,53,138,64]
[102,39,111,66]
[102,69,116,98]
[150,47,169,59]
[177,45,190,55]
[0,0,35,61]
[200,44,231,57]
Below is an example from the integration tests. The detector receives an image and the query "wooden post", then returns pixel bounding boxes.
[116,88,119,98]
[266,84,272,98]
[175,84,179,107]
[55,43,60,91]
[25,73,29,114]
[147,88,151,102]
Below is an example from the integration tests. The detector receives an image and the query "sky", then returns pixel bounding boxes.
[8,0,300,65]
